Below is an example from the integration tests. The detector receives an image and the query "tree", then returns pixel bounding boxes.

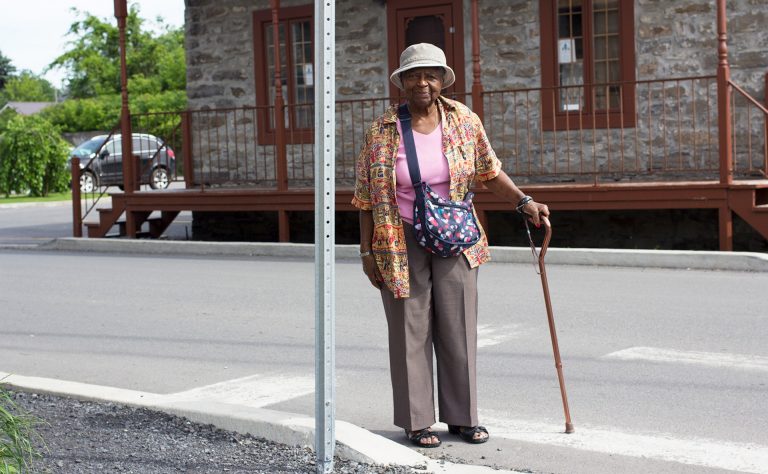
[0,50,16,90]
[48,3,185,99]
[40,90,186,133]
[0,71,56,103]
[0,115,71,197]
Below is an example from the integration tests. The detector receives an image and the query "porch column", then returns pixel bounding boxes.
[716,0,733,186]
[271,0,290,241]
[115,0,136,237]
[718,205,733,252]
[470,0,484,121]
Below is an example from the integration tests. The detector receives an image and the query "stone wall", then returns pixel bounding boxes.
[636,0,768,95]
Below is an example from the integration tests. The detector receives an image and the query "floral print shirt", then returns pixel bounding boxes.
[352,96,502,298]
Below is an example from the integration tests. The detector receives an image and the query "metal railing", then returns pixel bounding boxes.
[72,75,767,231]
[483,76,721,183]
[72,115,186,235]
[168,80,736,188]
[72,126,120,225]
[729,80,768,178]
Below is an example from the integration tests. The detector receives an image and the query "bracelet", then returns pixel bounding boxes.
[359,250,372,258]
[515,195,533,214]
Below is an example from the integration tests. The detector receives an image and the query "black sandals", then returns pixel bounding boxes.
[448,425,489,444]
[406,428,442,448]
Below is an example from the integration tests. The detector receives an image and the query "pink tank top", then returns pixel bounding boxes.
[395,119,451,224]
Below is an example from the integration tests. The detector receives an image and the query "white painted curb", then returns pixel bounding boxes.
[32,237,768,272]
[0,372,519,473]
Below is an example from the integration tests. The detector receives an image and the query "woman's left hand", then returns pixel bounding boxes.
[521,201,550,227]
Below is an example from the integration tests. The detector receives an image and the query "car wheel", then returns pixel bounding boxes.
[150,167,170,189]
[80,171,97,193]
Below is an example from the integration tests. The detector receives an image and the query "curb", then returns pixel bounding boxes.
[0,201,72,209]
[0,372,519,473]
[23,237,768,272]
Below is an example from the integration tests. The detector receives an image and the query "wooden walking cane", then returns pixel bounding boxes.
[525,216,575,434]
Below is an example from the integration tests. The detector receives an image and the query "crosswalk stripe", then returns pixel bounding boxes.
[603,346,768,372]
[479,411,768,473]
[477,324,528,348]
[164,373,314,408]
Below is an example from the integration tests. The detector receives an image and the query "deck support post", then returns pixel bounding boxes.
[718,206,733,251]
[71,158,82,238]
[278,210,290,242]
[716,0,733,186]
[716,0,734,251]
[271,0,290,241]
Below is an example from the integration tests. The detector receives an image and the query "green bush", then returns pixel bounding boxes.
[0,115,72,197]
[0,388,41,474]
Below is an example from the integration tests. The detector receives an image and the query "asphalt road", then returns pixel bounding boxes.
[1,245,766,474]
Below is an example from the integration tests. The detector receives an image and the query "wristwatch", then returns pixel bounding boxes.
[359,250,372,258]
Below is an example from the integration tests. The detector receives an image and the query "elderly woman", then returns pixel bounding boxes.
[352,43,549,448]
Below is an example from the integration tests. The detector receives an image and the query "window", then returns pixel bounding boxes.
[540,0,635,130]
[253,6,314,143]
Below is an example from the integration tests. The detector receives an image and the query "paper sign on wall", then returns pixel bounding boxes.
[304,63,314,86]
[558,39,576,64]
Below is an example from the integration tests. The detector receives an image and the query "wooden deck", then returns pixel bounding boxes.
[82,179,768,250]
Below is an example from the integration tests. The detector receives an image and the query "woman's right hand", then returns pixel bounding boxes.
[361,254,383,289]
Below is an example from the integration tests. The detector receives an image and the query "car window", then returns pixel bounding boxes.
[73,137,107,157]
[133,137,152,153]
[106,140,120,155]
[133,136,160,154]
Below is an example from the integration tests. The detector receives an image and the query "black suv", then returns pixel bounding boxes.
[69,133,176,192]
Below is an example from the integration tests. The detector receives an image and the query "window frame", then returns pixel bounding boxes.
[253,5,314,145]
[539,0,636,131]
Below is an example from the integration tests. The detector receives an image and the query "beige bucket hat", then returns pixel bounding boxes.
[389,43,456,90]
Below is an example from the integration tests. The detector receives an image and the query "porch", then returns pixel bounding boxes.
[70,1,768,251]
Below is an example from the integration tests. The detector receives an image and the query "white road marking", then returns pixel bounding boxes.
[164,373,314,408]
[477,324,528,348]
[603,346,768,372]
[478,411,768,473]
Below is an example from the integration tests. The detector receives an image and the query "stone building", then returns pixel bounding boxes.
[185,0,767,106]
[165,0,768,248]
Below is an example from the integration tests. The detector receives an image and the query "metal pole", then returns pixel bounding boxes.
[314,1,335,472]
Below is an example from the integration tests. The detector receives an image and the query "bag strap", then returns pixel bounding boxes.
[397,103,422,188]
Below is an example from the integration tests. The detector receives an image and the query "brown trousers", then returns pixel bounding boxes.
[380,223,479,431]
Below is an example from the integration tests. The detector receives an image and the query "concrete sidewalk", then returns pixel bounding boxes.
[1,371,519,473]
[29,236,768,272]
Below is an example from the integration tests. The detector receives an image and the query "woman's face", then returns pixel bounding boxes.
[401,67,444,110]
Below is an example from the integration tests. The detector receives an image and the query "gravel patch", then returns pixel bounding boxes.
[9,390,418,473]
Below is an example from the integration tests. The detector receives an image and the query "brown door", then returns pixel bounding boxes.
[387,0,466,98]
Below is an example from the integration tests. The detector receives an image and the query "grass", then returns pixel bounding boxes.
[0,386,42,474]
[0,192,72,205]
